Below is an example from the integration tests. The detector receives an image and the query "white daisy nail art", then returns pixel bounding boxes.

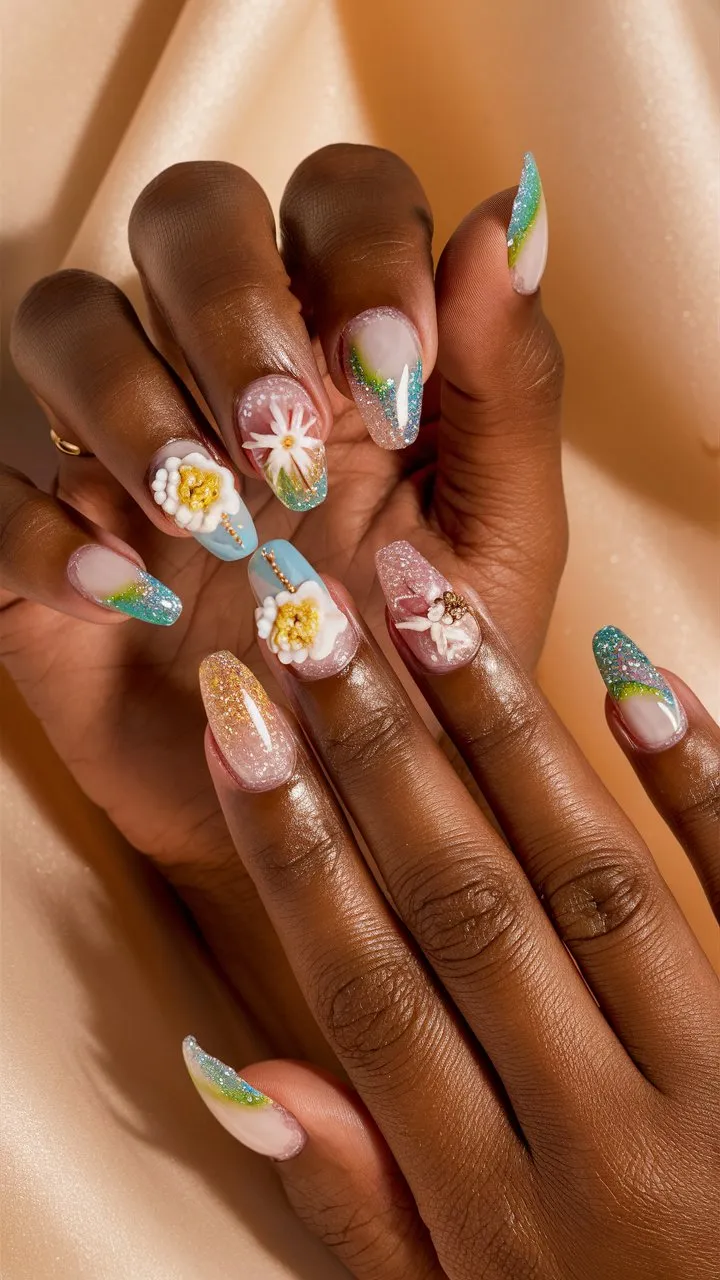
[248,540,359,679]
[237,376,327,512]
[255,579,348,666]
[148,441,257,561]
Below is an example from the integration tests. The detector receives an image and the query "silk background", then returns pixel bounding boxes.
[2,1,719,1275]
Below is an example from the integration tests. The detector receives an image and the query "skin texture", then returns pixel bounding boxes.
[203,584,720,1280]
[2,148,564,1063]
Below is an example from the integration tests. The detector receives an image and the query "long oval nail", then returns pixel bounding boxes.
[376,540,480,672]
[67,545,182,626]
[199,651,296,789]
[183,1037,306,1161]
[342,307,423,449]
[507,152,548,295]
[593,626,687,751]
[148,440,257,561]
[237,375,328,512]
[248,539,358,680]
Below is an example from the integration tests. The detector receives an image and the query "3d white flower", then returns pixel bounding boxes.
[396,589,470,659]
[242,401,323,490]
[151,453,240,533]
[255,580,348,665]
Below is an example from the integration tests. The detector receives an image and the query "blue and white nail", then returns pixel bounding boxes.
[248,539,358,679]
[149,440,257,561]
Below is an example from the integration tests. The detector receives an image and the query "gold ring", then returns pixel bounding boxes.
[50,428,94,458]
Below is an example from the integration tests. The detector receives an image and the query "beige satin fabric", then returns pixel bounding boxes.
[2,0,719,1275]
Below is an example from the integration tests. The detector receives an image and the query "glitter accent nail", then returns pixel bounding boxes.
[199,650,296,790]
[593,626,687,751]
[342,307,423,449]
[507,153,548,295]
[182,1037,306,1161]
[376,540,480,672]
[67,545,182,626]
[248,539,358,680]
[148,439,257,561]
[237,376,327,512]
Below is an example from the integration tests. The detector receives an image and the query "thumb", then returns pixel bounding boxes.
[182,1039,443,1280]
[433,155,566,665]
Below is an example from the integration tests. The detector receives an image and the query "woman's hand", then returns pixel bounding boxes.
[1,148,563,1057]
[187,538,719,1280]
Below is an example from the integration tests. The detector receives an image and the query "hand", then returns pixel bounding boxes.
[186,538,719,1280]
[2,147,564,1058]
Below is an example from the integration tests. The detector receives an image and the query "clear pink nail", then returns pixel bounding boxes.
[375,540,480,672]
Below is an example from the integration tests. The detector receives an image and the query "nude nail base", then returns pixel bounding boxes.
[376,540,480,671]
[183,1037,306,1161]
[593,626,687,751]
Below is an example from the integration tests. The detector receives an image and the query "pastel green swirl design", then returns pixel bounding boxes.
[507,152,543,269]
[183,1036,270,1108]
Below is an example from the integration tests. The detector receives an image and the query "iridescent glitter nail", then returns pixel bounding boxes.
[67,545,182,626]
[199,650,296,789]
[593,625,687,751]
[342,307,423,449]
[183,1037,306,1161]
[376,540,480,672]
[507,152,548,295]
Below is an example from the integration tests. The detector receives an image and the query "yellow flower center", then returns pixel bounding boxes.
[272,599,321,649]
[281,435,295,449]
[177,465,222,511]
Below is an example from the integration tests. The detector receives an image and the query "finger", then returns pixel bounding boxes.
[247,539,639,1139]
[281,143,435,448]
[129,162,331,512]
[182,1043,443,1280]
[0,466,181,626]
[376,541,719,1086]
[598,647,720,920]
[199,654,527,1216]
[433,155,566,664]
[11,270,257,561]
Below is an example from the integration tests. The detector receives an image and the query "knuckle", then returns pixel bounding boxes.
[460,679,548,766]
[258,824,341,889]
[323,700,414,776]
[11,271,127,365]
[545,849,657,943]
[129,162,272,253]
[675,769,720,834]
[317,954,425,1063]
[405,859,525,976]
[510,314,565,413]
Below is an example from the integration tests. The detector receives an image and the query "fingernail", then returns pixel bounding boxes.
[183,1037,306,1161]
[199,651,296,790]
[237,375,327,512]
[68,545,182,626]
[148,440,257,561]
[507,152,548,295]
[248,539,358,680]
[342,307,423,449]
[593,626,688,751]
[376,540,480,672]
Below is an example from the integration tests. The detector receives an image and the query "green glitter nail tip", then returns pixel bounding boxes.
[104,574,182,626]
[507,152,543,268]
[183,1036,270,1108]
[592,625,676,706]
